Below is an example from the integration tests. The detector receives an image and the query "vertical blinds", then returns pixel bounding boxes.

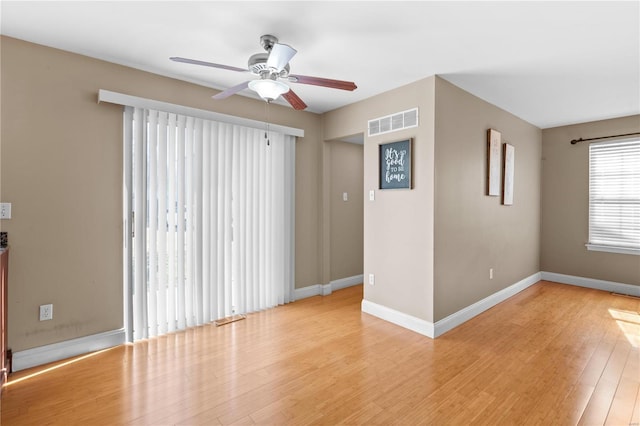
[589,139,640,250]
[125,107,295,341]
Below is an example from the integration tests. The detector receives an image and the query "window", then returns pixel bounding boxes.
[588,138,640,255]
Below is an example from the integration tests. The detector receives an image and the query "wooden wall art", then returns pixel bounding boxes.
[487,129,501,196]
[502,143,515,205]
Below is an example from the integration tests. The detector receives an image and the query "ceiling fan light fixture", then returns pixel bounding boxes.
[172,34,356,110]
[248,79,289,101]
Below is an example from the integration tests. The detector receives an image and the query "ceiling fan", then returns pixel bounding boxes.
[170,34,357,111]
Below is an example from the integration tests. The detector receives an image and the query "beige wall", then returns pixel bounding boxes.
[541,115,640,286]
[0,37,324,352]
[324,76,541,324]
[324,77,436,322]
[433,78,542,321]
[2,34,635,355]
[329,140,363,281]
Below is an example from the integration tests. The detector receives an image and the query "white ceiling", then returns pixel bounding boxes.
[1,1,638,129]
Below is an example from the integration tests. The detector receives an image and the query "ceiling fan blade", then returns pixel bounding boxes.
[282,89,307,111]
[212,81,251,100]
[266,43,297,72]
[289,74,357,91]
[170,57,248,73]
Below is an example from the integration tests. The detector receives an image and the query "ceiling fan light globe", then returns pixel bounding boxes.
[248,79,289,101]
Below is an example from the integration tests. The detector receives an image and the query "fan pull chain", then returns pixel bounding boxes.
[264,101,271,146]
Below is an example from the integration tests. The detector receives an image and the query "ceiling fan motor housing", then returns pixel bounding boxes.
[248,53,290,78]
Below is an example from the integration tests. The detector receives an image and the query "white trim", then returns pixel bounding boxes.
[294,274,364,300]
[294,284,323,300]
[433,272,541,337]
[321,283,333,296]
[360,272,540,339]
[331,274,364,291]
[11,273,636,372]
[12,329,126,372]
[98,89,304,138]
[361,300,435,338]
[541,271,640,297]
[586,244,640,256]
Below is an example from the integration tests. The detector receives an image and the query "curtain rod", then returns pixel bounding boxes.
[570,132,640,145]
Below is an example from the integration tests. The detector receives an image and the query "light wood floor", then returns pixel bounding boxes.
[2,281,639,425]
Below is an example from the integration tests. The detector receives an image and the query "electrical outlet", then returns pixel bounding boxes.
[39,304,53,321]
[368,273,375,286]
[343,192,348,201]
[489,268,494,280]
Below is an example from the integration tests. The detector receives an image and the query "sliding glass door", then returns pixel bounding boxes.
[123,107,295,341]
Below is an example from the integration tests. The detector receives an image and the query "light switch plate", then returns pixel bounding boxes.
[0,203,11,219]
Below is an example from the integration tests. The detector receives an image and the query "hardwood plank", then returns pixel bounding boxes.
[2,282,639,425]
[606,376,639,426]
[632,388,640,426]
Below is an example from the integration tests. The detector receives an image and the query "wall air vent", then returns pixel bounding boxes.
[368,108,419,137]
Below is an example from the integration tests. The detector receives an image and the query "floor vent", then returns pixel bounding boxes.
[368,108,418,137]
[611,292,640,300]
[214,314,247,326]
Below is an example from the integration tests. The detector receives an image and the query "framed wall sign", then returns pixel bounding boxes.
[379,139,412,189]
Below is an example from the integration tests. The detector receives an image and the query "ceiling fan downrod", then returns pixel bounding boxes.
[259,34,279,52]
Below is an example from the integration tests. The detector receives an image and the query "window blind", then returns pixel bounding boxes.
[124,107,295,341]
[588,139,640,253]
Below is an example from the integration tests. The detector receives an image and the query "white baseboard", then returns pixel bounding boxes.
[12,328,126,372]
[331,274,364,291]
[361,300,435,338]
[361,272,541,339]
[433,272,541,337]
[294,284,324,300]
[294,274,363,300]
[541,271,640,297]
[321,283,332,296]
[14,273,631,371]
